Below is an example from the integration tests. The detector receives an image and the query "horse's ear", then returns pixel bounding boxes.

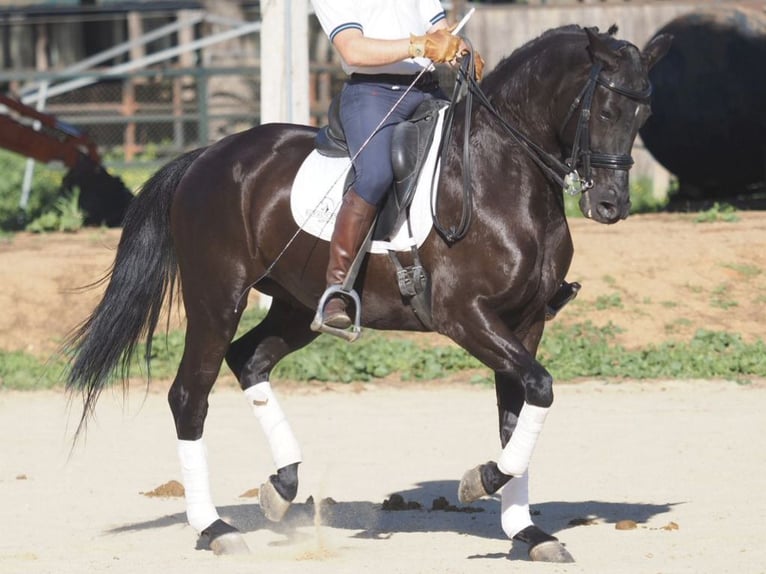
[585,26,620,71]
[642,33,673,71]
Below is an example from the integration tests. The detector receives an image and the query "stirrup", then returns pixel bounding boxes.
[310,285,362,342]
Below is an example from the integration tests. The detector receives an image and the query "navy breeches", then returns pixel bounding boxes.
[339,80,438,206]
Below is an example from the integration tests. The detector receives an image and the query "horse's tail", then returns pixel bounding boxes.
[65,147,206,435]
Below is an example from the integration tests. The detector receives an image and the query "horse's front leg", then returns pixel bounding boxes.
[441,307,573,562]
[493,370,574,563]
[446,307,553,495]
[225,300,319,522]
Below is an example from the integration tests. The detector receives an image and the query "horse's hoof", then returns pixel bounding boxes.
[209,532,250,556]
[259,478,291,522]
[529,540,575,563]
[458,465,489,504]
[201,519,250,555]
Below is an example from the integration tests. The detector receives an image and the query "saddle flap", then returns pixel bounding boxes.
[375,99,448,240]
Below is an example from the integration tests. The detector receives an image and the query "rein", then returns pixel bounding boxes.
[431,50,651,244]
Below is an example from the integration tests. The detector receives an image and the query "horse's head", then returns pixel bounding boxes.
[558,28,672,223]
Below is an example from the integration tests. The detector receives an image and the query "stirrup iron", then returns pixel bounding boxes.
[311,285,362,342]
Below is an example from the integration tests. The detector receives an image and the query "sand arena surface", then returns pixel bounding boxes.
[1,380,765,573]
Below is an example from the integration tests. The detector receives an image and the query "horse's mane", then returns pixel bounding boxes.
[479,24,637,101]
[483,25,587,84]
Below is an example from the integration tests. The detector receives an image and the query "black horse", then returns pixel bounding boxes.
[66,26,670,561]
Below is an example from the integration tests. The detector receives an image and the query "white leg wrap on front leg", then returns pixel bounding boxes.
[501,472,533,539]
[497,403,549,477]
[244,382,302,469]
[178,439,220,533]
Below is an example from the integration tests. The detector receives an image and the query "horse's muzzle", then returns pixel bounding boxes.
[579,187,631,224]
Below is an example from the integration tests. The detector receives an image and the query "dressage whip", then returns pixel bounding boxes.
[234,9,476,312]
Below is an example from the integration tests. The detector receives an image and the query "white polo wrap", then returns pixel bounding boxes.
[245,382,302,469]
[497,403,549,477]
[177,439,220,533]
[501,472,533,539]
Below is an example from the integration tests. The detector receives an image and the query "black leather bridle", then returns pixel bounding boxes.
[559,61,652,195]
[432,51,652,243]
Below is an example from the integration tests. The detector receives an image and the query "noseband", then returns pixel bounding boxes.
[560,62,652,195]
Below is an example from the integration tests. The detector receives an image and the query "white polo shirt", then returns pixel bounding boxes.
[312,0,447,75]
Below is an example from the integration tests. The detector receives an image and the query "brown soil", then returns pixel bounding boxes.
[1,211,764,358]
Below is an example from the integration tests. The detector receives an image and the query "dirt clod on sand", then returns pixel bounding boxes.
[140,480,185,498]
[382,493,422,511]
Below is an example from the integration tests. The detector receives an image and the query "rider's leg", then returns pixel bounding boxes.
[322,189,377,328]
[317,82,426,329]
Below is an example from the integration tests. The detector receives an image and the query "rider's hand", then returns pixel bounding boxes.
[408,26,461,63]
[450,48,485,81]
[471,50,485,81]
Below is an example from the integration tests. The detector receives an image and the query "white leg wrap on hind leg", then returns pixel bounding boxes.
[497,403,549,477]
[245,382,302,469]
[501,472,533,539]
[178,439,220,533]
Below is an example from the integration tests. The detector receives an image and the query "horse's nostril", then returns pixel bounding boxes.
[597,201,619,221]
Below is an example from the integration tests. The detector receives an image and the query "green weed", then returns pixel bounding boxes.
[26,189,84,233]
[710,283,738,310]
[694,202,740,223]
[0,350,63,390]
[720,262,761,279]
[5,315,766,390]
[594,293,623,310]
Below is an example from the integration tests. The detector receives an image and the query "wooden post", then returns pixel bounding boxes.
[122,80,137,161]
[35,23,48,71]
[260,0,309,125]
[174,10,198,151]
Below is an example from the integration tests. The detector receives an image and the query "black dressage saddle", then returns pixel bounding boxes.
[315,95,448,241]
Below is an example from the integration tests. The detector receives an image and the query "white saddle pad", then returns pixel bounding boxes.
[290,107,446,254]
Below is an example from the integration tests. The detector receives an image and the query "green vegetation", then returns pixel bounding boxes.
[710,284,739,310]
[694,202,740,223]
[0,150,66,231]
[594,293,623,310]
[26,188,84,233]
[0,148,155,234]
[629,176,668,213]
[3,314,766,391]
[720,262,761,279]
[563,176,667,218]
[0,350,64,390]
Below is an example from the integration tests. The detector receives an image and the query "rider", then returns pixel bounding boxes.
[310,2,577,330]
[310,1,483,330]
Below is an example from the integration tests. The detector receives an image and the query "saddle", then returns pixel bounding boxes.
[311,95,448,337]
[315,95,448,241]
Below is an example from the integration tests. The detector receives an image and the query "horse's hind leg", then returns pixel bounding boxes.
[169,289,249,555]
[225,298,319,522]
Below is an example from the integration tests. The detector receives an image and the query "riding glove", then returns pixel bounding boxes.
[409,27,461,63]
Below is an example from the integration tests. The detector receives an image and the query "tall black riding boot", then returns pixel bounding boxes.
[320,189,377,329]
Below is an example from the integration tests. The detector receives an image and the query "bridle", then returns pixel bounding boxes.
[432,49,652,243]
[559,61,652,195]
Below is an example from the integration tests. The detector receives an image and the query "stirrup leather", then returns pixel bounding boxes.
[311,285,362,342]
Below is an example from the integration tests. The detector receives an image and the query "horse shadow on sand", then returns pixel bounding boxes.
[109,479,680,559]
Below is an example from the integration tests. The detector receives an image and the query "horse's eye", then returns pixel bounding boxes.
[598,110,613,121]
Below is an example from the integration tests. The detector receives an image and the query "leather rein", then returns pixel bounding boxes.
[432,51,652,244]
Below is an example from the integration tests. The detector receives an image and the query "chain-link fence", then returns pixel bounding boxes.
[0,5,348,168]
